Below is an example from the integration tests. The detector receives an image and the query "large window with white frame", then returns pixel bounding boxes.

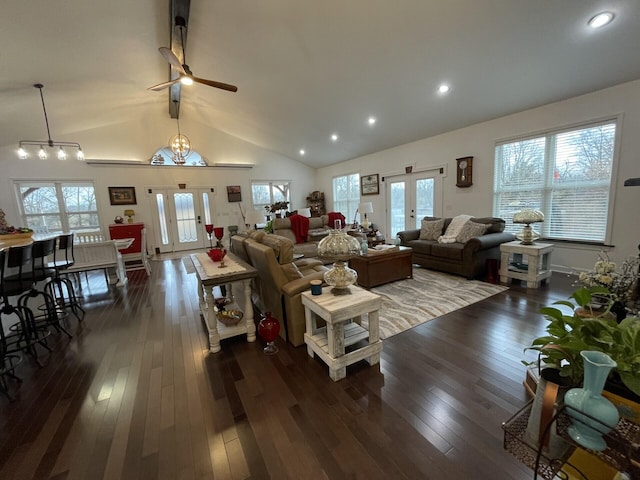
[14,180,100,234]
[493,119,617,243]
[251,180,291,214]
[332,173,360,225]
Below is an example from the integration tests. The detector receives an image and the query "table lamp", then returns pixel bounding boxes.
[298,207,312,218]
[317,220,362,294]
[358,202,373,230]
[245,210,265,231]
[513,209,544,245]
[124,209,135,224]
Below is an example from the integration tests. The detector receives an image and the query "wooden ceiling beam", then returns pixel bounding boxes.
[168,0,190,118]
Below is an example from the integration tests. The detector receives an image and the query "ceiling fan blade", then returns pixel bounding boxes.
[159,47,186,75]
[192,76,238,92]
[148,78,181,91]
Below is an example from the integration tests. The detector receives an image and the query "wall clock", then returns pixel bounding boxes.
[456,156,473,187]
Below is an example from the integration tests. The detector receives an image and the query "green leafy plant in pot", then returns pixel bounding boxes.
[525,286,640,401]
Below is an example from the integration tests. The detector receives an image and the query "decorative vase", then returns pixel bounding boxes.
[564,351,619,451]
[258,312,280,355]
[525,368,572,458]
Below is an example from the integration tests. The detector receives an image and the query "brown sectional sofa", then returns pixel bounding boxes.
[231,231,328,346]
[272,215,333,258]
[398,216,514,279]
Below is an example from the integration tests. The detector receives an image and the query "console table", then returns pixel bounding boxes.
[189,252,258,353]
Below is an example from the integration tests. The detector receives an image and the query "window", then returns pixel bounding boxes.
[493,120,617,243]
[332,173,360,224]
[251,181,290,215]
[14,181,100,234]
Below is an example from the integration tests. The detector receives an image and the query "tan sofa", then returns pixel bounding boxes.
[272,215,333,258]
[231,232,328,346]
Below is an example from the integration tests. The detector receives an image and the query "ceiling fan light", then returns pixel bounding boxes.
[18,146,27,159]
[58,146,67,160]
[181,76,194,86]
[38,145,47,160]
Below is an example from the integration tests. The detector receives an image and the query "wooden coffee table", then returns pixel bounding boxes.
[348,246,413,288]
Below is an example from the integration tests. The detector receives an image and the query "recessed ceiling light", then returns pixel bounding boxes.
[438,84,450,94]
[299,149,305,156]
[588,12,614,28]
[331,134,339,142]
[368,117,376,126]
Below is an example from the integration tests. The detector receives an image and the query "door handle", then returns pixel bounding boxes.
[197,215,201,224]
[410,209,415,218]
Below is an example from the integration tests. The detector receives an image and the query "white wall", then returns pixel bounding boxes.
[316,79,640,272]
[0,117,316,252]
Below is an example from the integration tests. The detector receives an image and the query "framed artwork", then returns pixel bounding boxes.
[456,156,473,188]
[227,185,242,202]
[108,186,137,205]
[361,174,380,196]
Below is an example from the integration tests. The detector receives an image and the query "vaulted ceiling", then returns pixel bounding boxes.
[2,1,640,168]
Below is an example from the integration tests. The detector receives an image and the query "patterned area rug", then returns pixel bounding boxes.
[369,266,508,339]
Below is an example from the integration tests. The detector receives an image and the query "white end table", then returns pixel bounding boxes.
[499,241,553,288]
[302,286,382,381]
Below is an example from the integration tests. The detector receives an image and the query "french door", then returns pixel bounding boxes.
[386,171,442,238]
[151,188,216,253]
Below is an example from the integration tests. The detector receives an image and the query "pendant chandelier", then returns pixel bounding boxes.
[169,100,191,165]
[17,84,84,161]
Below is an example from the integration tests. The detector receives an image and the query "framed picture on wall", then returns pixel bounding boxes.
[227,185,242,202]
[108,186,137,205]
[361,174,379,196]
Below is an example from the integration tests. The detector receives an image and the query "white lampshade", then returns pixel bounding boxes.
[245,210,265,227]
[298,207,312,217]
[358,202,373,214]
[358,202,373,228]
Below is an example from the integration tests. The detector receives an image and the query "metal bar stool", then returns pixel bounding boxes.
[45,233,85,322]
[1,244,52,366]
[18,237,72,338]
[0,250,23,401]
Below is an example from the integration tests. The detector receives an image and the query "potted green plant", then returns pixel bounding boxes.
[525,286,640,400]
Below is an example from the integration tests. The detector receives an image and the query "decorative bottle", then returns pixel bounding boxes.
[257,312,280,355]
[564,350,619,451]
[361,238,368,254]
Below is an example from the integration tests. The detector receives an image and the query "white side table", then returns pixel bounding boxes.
[302,286,382,381]
[499,241,553,288]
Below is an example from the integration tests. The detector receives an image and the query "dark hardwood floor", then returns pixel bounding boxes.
[0,258,577,479]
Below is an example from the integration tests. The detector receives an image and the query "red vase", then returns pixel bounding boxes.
[258,312,280,355]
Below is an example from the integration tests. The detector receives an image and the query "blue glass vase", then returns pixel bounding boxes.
[564,351,619,451]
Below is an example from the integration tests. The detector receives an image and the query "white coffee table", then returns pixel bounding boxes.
[302,285,382,381]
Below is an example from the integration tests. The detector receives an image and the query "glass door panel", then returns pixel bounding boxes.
[387,171,441,238]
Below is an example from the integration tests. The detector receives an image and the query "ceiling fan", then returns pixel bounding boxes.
[148,16,238,93]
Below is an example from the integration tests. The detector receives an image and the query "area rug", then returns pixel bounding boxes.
[369,267,508,339]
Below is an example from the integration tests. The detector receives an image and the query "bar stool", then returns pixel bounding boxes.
[18,238,72,338]
[45,233,85,322]
[1,244,51,365]
[0,250,23,401]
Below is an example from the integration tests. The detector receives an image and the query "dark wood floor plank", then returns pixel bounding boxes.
[0,262,578,480]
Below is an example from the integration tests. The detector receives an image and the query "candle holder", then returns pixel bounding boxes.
[213,226,224,248]
[205,224,214,249]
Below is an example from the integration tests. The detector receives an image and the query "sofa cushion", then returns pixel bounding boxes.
[456,221,489,243]
[472,217,506,233]
[430,242,465,260]
[405,239,434,255]
[308,228,330,241]
[419,218,445,240]
[261,234,294,264]
[281,262,304,281]
[248,230,265,242]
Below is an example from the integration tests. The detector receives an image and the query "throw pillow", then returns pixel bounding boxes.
[419,219,445,240]
[455,221,489,243]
